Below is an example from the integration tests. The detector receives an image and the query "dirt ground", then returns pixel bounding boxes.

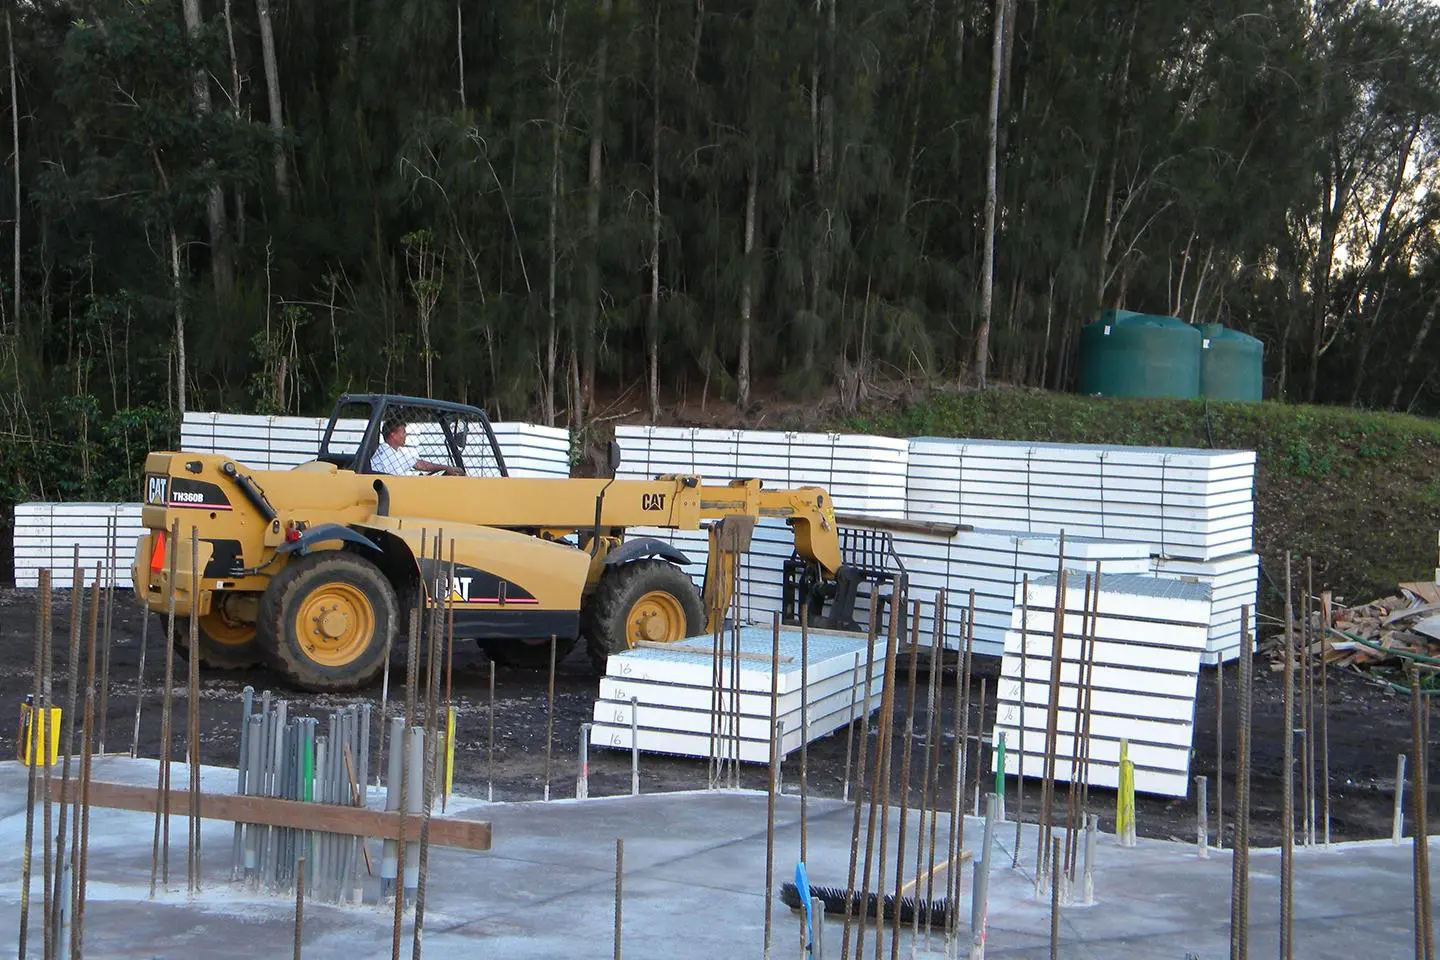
[0,586,1427,851]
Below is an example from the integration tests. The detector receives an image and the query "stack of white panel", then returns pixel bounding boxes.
[614,425,908,517]
[1151,553,1261,663]
[880,528,1155,657]
[907,437,1260,664]
[180,411,572,477]
[991,573,1211,798]
[13,502,144,588]
[589,624,887,763]
[906,438,1255,557]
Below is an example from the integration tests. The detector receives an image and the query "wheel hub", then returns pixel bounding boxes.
[627,590,687,647]
[294,583,374,666]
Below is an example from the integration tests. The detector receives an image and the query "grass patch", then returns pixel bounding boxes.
[842,387,1440,616]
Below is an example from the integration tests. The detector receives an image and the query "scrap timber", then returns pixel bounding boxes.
[43,777,492,851]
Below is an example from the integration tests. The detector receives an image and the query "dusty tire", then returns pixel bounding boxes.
[480,636,578,670]
[256,551,397,692]
[582,560,705,671]
[173,610,264,670]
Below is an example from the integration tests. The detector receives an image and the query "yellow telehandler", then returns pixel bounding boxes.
[129,393,891,692]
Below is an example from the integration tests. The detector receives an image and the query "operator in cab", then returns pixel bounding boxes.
[370,418,463,475]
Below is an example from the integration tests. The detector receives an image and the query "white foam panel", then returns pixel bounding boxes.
[1151,551,1260,664]
[990,572,1210,798]
[614,425,908,518]
[14,502,144,588]
[181,412,571,477]
[589,625,888,763]
[906,437,1256,561]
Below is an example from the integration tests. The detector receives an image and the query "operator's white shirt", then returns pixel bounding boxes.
[371,442,419,475]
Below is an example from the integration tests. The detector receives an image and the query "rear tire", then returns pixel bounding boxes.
[173,610,264,670]
[256,551,397,692]
[582,560,705,672]
[480,636,578,670]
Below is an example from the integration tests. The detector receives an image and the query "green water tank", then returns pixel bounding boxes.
[1076,310,1202,399]
[1199,323,1264,402]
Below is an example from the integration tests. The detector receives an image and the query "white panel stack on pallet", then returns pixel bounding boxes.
[614,425,908,518]
[589,625,887,763]
[13,502,144,588]
[991,572,1212,798]
[880,528,1155,658]
[906,437,1255,558]
[907,436,1260,664]
[180,412,572,477]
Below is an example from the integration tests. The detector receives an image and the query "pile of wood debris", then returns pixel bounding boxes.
[1321,581,1440,669]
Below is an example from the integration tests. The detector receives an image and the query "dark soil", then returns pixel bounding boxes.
[0,587,1429,851]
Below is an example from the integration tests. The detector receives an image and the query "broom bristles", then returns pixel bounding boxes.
[778,881,954,929]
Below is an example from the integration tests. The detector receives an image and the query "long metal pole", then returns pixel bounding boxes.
[840,592,881,958]
[1280,555,1294,960]
[763,612,780,960]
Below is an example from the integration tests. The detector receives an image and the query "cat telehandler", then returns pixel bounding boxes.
[128,393,894,692]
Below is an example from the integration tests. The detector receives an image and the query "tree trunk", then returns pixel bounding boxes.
[581,0,612,421]
[255,0,290,205]
[542,0,567,428]
[181,0,232,294]
[647,1,662,423]
[223,0,246,249]
[170,225,187,415]
[6,9,17,334]
[737,165,757,410]
[456,0,467,111]
[973,0,1006,388]
[1391,295,1436,409]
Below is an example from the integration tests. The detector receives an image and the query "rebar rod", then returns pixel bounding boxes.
[843,651,861,804]
[1063,575,1092,889]
[1013,575,1028,868]
[151,518,179,897]
[294,856,305,960]
[130,595,151,760]
[916,593,945,945]
[1319,570,1331,847]
[544,635,556,801]
[946,593,974,952]
[76,569,100,956]
[764,612,780,960]
[412,567,444,960]
[613,838,624,960]
[1280,555,1294,960]
[39,568,53,960]
[1037,567,1068,895]
[1229,605,1253,960]
[1216,615,1225,850]
[19,570,46,960]
[188,530,203,893]
[1049,836,1061,960]
[887,601,922,960]
[98,515,116,756]
[1079,562,1102,844]
[855,589,902,960]
[869,584,904,960]
[839,593,881,958]
[801,604,811,867]
[487,661,495,802]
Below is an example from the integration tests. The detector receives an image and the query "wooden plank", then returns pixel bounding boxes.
[44,778,491,852]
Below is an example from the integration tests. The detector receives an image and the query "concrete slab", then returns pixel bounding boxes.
[0,756,1433,958]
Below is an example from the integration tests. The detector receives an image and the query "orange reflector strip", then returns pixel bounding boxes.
[150,531,166,574]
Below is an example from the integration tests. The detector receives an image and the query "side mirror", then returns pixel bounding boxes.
[608,440,623,477]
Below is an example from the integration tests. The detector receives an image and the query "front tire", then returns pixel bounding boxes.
[174,609,264,670]
[256,551,398,692]
[582,560,705,671]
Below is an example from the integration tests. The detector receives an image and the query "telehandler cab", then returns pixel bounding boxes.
[130,393,887,692]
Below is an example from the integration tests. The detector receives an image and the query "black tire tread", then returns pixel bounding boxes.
[582,559,705,672]
[256,551,397,692]
[173,617,264,670]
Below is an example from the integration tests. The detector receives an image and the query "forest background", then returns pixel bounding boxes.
[0,0,1437,604]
